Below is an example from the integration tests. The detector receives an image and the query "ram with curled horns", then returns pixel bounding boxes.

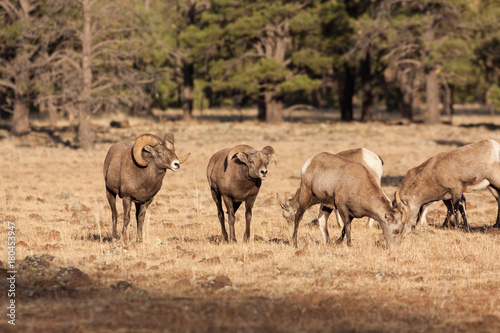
[207,145,277,242]
[103,133,190,241]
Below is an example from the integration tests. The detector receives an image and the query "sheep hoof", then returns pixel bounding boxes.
[335,238,343,245]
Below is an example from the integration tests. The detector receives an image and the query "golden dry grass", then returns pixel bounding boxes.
[1,109,500,332]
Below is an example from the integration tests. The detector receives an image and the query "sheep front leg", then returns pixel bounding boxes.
[106,187,119,239]
[211,189,228,241]
[122,197,132,241]
[317,205,333,244]
[243,196,257,242]
[135,199,152,242]
[223,196,238,242]
[292,204,307,248]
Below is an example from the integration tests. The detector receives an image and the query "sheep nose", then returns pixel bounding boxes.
[172,160,180,171]
[260,169,268,178]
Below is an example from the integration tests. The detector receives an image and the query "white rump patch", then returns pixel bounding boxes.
[301,154,317,176]
[488,139,500,162]
[361,148,383,181]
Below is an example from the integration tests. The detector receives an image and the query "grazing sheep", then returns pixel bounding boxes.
[403,159,467,228]
[281,152,407,248]
[103,133,190,241]
[281,148,386,229]
[394,139,500,229]
[207,145,277,242]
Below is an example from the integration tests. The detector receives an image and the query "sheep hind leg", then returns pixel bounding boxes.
[487,186,500,228]
[106,187,119,239]
[335,207,352,246]
[211,189,228,241]
[458,195,469,230]
[442,200,455,228]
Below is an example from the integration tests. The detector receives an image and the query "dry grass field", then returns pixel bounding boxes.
[1,108,500,332]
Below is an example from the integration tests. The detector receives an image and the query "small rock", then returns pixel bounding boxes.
[126,288,150,301]
[199,256,221,265]
[174,279,191,289]
[209,275,232,290]
[52,267,92,288]
[66,202,90,212]
[111,280,133,291]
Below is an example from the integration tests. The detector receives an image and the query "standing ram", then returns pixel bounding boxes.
[103,133,190,241]
[394,139,500,229]
[281,152,407,248]
[207,145,277,242]
[281,148,386,230]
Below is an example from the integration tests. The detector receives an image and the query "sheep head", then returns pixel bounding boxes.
[132,133,190,171]
[379,209,410,249]
[227,145,277,180]
[278,192,298,225]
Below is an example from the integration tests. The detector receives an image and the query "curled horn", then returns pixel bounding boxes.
[132,134,162,167]
[228,145,254,161]
[276,193,286,210]
[262,146,277,165]
[395,189,410,224]
[224,145,254,171]
[178,153,190,164]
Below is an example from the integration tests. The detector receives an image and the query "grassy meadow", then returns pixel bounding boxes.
[1,108,500,332]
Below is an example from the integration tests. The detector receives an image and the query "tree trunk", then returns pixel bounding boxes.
[182,60,194,121]
[265,92,283,124]
[425,68,440,124]
[442,80,454,122]
[79,0,94,150]
[360,52,374,122]
[401,88,413,120]
[11,96,30,136]
[338,63,355,121]
[257,87,266,121]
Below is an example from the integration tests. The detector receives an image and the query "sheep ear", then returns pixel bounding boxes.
[235,152,249,165]
[164,133,174,151]
[262,146,277,165]
[143,145,156,158]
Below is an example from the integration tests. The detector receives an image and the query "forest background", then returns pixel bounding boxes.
[1,0,500,149]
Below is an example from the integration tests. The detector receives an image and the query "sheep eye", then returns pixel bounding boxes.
[249,160,254,164]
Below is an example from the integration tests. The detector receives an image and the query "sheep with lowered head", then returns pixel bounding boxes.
[103,133,190,241]
[394,139,500,229]
[281,152,408,248]
[207,145,277,242]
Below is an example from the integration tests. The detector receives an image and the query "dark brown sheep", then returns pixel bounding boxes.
[103,133,189,241]
[207,145,277,242]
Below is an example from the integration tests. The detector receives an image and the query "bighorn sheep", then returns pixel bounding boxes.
[281,152,407,248]
[103,133,190,241]
[207,145,277,242]
[402,159,467,228]
[394,139,500,229]
[281,148,385,229]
